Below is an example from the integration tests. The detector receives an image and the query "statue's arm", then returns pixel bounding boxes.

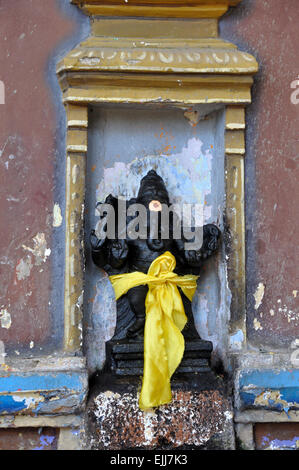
[90,194,129,271]
[90,229,109,269]
[175,224,221,273]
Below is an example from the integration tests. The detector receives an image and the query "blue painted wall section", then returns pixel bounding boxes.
[239,370,299,414]
[0,372,87,415]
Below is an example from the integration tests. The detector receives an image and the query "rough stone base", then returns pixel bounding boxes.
[86,372,235,450]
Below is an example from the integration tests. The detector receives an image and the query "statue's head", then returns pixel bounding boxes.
[137,170,170,210]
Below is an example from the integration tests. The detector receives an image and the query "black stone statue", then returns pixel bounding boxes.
[90,170,221,347]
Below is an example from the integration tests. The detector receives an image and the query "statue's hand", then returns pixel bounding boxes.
[184,249,204,267]
[109,239,129,268]
[90,229,106,251]
[184,224,221,268]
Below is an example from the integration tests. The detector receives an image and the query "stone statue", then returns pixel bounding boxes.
[90,170,221,342]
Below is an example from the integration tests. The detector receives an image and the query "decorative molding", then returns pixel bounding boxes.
[64,104,88,352]
[71,0,241,19]
[57,43,257,76]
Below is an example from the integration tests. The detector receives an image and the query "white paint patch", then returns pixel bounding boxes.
[72,164,80,184]
[22,233,51,265]
[224,411,233,421]
[53,203,63,228]
[30,341,34,349]
[253,318,263,331]
[254,283,265,310]
[12,394,44,410]
[293,290,298,298]
[270,309,275,316]
[0,309,11,329]
[229,329,244,350]
[6,196,20,202]
[16,255,33,281]
[143,410,156,444]
[0,341,5,364]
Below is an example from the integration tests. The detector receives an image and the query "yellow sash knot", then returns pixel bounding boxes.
[109,251,199,410]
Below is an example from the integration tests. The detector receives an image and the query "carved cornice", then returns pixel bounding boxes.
[60,0,257,82]
[57,38,257,76]
[71,0,241,19]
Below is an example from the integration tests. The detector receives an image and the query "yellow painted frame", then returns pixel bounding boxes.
[57,0,257,353]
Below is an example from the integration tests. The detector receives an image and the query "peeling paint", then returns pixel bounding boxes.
[16,255,33,281]
[22,233,51,265]
[0,309,11,329]
[33,434,56,451]
[184,109,200,127]
[0,341,5,365]
[253,318,263,331]
[253,390,294,416]
[229,329,244,350]
[0,372,88,416]
[239,370,299,412]
[53,203,63,227]
[12,393,45,410]
[254,282,265,310]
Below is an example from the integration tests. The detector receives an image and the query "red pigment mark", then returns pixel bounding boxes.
[211,145,213,149]
[91,165,96,172]
[13,259,23,285]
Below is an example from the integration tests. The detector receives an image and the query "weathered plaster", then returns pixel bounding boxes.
[88,388,234,449]
[236,369,299,414]
[0,310,12,330]
[254,282,265,310]
[0,0,89,355]
[0,370,88,416]
[53,203,63,228]
[221,0,299,349]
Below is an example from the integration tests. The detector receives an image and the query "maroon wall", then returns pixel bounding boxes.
[0,1,81,354]
[221,0,299,349]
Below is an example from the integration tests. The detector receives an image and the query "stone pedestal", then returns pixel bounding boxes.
[86,339,235,450]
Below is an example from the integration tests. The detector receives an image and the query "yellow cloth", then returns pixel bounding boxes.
[109,251,199,410]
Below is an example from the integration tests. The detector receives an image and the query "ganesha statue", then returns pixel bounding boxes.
[90,169,221,409]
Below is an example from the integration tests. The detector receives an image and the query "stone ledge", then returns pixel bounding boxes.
[0,359,88,416]
[86,372,235,450]
[235,369,299,414]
